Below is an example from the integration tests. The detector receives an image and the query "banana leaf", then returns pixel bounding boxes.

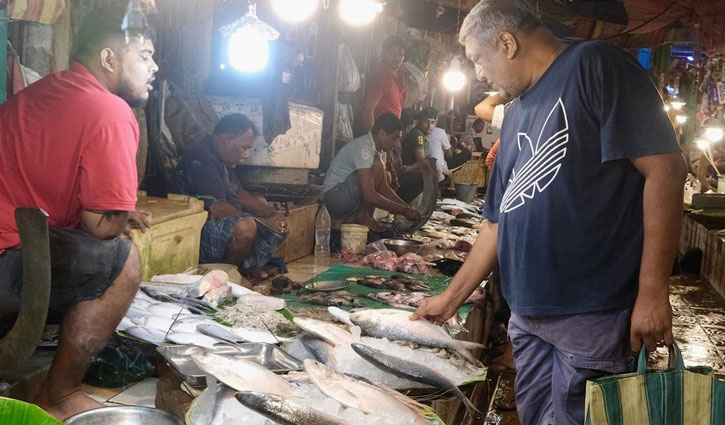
[0,397,63,425]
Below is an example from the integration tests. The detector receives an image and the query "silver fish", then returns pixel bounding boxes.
[349,309,484,361]
[351,343,481,417]
[125,325,166,345]
[304,359,429,425]
[300,335,337,368]
[235,391,352,425]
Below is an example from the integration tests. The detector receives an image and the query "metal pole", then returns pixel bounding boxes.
[0,4,7,103]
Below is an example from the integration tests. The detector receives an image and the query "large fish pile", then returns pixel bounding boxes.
[186,352,445,425]
[185,306,486,425]
[287,307,486,391]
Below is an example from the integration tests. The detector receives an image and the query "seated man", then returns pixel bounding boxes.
[0,6,154,419]
[459,118,486,152]
[427,125,472,183]
[323,113,421,231]
[175,114,287,270]
[397,107,439,202]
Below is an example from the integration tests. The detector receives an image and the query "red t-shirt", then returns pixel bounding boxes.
[0,62,139,249]
[368,64,406,119]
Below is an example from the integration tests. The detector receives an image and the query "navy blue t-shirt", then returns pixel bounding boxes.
[174,136,242,211]
[483,41,680,316]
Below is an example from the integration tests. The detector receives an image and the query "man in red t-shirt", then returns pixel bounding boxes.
[357,35,407,190]
[0,6,157,420]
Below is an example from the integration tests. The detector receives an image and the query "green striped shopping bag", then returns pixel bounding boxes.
[584,344,725,425]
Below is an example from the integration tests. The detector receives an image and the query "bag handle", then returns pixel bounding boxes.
[637,343,686,374]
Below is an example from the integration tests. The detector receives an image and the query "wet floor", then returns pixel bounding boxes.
[488,274,725,424]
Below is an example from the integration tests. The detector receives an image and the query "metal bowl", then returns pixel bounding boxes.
[382,238,425,256]
[64,406,182,425]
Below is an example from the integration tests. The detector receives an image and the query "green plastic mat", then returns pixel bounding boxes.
[280,264,471,317]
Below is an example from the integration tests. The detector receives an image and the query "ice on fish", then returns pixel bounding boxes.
[125,325,166,345]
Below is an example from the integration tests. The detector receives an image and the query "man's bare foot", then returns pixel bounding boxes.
[34,387,103,421]
[357,216,385,232]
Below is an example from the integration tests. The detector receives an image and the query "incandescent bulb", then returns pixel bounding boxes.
[340,0,380,25]
[443,57,466,92]
[271,0,317,23]
[229,26,269,72]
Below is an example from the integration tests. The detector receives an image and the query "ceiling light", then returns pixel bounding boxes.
[222,3,279,73]
[271,0,317,23]
[443,57,466,92]
[705,118,724,142]
[340,0,382,25]
[675,115,687,124]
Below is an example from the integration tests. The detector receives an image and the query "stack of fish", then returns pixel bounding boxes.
[117,284,289,347]
[185,306,485,425]
[187,353,446,425]
[288,307,486,391]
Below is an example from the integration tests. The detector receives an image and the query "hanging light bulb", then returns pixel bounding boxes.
[271,0,317,23]
[222,3,279,73]
[675,115,687,124]
[443,57,466,92]
[696,138,711,151]
[705,118,724,143]
[664,104,671,112]
[670,99,686,110]
[340,0,382,25]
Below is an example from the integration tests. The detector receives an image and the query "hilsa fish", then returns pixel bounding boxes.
[349,309,484,361]
[235,391,352,425]
[351,343,481,418]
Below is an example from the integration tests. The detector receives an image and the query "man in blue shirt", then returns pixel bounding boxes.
[175,114,287,270]
[412,1,686,424]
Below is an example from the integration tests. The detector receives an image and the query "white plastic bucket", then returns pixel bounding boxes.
[340,224,369,254]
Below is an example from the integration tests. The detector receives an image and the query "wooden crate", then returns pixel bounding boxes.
[452,153,488,188]
[131,192,208,280]
[275,204,318,263]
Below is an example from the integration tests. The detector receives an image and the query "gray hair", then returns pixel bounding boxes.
[458,0,542,46]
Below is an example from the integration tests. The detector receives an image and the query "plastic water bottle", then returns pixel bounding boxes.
[314,204,331,257]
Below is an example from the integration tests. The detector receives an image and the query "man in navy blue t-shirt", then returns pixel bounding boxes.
[412,1,686,424]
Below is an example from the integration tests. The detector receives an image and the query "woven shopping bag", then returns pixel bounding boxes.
[584,344,725,425]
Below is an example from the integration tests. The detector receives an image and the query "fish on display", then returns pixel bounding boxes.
[235,391,352,425]
[349,309,484,361]
[292,317,354,346]
[303,359,429,425]
[351,343,481,418]
[326,306,354,327]
[115,316,135,332]
[131,315,176,333]
[147,302,192,318]
[125,325,167,345]
[192,352,293,396]
[367,291,428,309]
[300,335,338,369]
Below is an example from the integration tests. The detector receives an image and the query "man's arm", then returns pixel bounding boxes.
[443,148,453,161]
[81,210,130,240]
[411,220,499,323]
[474,93,507,122]
[356,167,417,218]
[629,151,687,352]
[358,96,380,136]
[237,187,277,218]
